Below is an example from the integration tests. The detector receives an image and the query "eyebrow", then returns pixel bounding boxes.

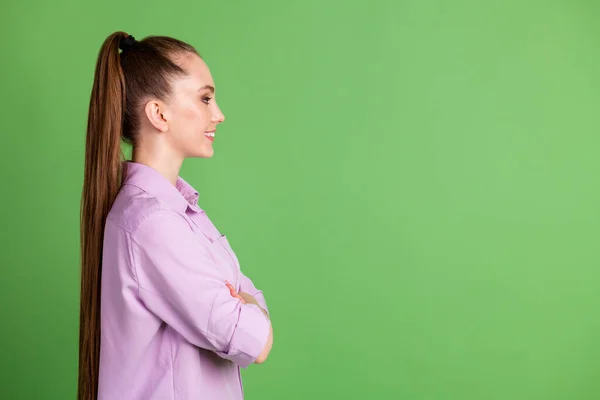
[198,85,215,93]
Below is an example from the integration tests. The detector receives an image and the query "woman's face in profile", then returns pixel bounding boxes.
[162,54,226,159]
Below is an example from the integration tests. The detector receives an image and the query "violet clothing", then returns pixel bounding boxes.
[98,161,270,400]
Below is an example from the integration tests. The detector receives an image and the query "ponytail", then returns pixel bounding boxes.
[78,31,128,400]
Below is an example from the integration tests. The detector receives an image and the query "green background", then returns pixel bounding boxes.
[1,0,600,398]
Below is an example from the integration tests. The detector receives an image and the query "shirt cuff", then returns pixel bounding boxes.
[218,303,271,368]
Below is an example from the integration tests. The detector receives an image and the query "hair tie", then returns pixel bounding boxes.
[119,35,137,52]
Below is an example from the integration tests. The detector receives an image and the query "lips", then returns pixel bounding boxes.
[204,130,215,141]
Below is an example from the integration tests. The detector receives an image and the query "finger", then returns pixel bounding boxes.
[234,294,246,304]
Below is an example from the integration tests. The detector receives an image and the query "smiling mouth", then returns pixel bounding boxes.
[204,131,215,141]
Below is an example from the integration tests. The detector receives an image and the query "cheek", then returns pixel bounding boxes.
[190,103,210,121]
[176,106,210,144]
[180,105,200,123]
[181,109,210,138]
[171,102,210,142]
[174,100,207,124]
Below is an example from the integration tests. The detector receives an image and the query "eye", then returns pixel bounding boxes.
[201,96,213,104]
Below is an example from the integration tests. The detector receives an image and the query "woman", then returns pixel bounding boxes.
[79,32,273,400]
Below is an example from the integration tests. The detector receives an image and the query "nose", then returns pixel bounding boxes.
[211,103,225,124]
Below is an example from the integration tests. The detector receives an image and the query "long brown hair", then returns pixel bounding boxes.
[79,31,198,400]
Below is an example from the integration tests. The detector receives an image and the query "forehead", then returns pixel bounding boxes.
[174,54,214,91]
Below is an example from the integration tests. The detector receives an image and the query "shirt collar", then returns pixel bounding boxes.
[122,161,203,214]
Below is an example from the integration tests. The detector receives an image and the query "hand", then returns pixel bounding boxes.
[225,281,246,304]
[238,292,259,306]
[239,292,269,320]
[225,281,269,320]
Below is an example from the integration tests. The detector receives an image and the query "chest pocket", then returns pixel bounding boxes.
[217,235,240,269]
[208,235,240,287]
[181,212,241,288]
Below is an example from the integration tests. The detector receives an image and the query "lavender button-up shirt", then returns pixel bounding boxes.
[98,161,271,400]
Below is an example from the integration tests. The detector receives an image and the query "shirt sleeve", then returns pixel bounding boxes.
[129,209,271,368]
[239,273,269,315]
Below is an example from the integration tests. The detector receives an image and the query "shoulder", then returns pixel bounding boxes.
[106,183,190,235]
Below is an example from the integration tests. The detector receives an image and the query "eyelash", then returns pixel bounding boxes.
[202,96,213,104]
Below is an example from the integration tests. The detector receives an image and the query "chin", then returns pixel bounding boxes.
[188,148,214,158]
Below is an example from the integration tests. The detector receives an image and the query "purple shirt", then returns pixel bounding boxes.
[98,161,271,400]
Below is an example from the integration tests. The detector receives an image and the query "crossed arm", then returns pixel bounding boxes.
[226,280,272,363]
[130,209,274,367]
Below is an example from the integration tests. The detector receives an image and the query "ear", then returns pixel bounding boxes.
[143,100,169,132]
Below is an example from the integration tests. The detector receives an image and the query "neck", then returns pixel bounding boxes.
[131,144,183,186]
